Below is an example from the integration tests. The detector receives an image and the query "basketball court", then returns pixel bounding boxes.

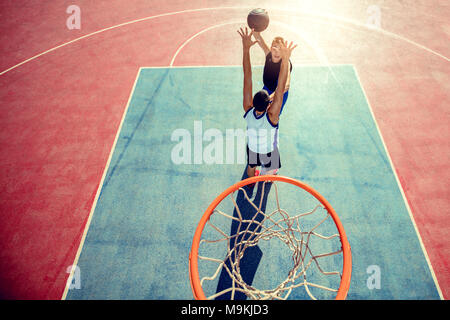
[0,1,448,300]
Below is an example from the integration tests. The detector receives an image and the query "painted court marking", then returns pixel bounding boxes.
[170,20,241,67]
[353,66,443,300]
[62,64,443,299]
[1,6,448,76]
[4,5,440,299]
[62,68,142,300]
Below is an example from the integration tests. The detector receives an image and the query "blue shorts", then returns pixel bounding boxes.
[263,86,289,115]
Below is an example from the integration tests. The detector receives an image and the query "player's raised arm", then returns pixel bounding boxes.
[238,27,258,113]
[268,40,297,124]
[253,31,270,56]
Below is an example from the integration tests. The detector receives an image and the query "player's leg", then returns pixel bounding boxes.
[246,145,258,178]
[260,147,281,175]
[247,164,257,178]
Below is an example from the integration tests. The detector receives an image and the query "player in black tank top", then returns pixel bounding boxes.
[263,51,293,92]
[253,32,292,115]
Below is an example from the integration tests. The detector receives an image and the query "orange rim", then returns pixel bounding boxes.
[189,175,352,300]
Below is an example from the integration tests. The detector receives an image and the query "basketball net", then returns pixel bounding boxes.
[189,175,352,300]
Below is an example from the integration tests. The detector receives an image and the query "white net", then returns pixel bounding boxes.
[195,179,347,300]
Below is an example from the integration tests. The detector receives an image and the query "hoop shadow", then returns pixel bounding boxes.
[215,167,272,300]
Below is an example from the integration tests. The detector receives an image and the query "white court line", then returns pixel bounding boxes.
[1,6,448,76]
[170,20,242,67]
[143,63,355,68]
[0,7,240,76]
[61,68,142,300]
[353,66,444,300]
[302,9,450,62]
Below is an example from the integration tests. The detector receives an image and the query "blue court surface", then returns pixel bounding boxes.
[65,66,440,300]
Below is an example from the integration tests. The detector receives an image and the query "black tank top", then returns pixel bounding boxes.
[263,52,293,92]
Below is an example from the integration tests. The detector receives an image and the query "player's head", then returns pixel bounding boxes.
[253,90,270,112]
[271,36,284,62]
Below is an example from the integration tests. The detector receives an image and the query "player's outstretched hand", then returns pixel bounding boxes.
[279,40,297,59]
[237,27,258,50]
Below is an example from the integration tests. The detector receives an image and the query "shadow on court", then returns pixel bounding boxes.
[215,167,272,300]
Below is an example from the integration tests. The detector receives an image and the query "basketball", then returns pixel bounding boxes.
[247,8,269,32]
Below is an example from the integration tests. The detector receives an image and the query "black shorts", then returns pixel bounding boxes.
[246,145,281,171]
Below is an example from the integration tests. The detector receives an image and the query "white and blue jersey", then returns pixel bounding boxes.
[244,107,279,154]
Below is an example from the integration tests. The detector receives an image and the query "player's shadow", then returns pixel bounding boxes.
[215,167,272,300]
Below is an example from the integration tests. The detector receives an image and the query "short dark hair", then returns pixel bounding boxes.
[253,90,270,112]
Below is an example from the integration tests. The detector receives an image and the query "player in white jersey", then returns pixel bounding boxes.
[237,27,296,178]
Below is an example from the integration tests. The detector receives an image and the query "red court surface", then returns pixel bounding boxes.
[0,0,448,299]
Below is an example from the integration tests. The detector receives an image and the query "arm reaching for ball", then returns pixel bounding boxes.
[267,40,297,125]
[238,27,258,113]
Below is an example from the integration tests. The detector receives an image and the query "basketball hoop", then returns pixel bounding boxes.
[189,175,352,300]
